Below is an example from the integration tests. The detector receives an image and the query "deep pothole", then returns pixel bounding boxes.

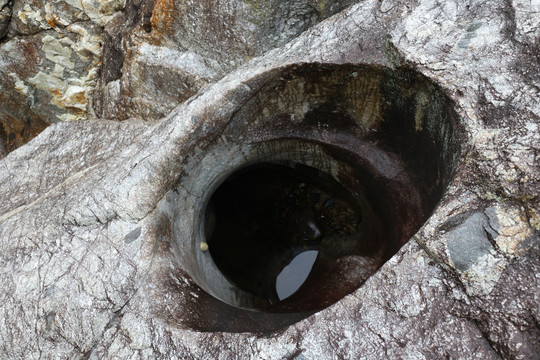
[167,63,463,329]
[205,162,383,311]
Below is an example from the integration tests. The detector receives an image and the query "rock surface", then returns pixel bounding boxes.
[0,0,125,155]
[0,0,356,155]
[0,0,10,39]
[0,0,539,359]
[93,0,358,121]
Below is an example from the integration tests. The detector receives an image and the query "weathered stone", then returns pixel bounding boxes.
[0,28,101,155]
[93,0,358,121]
[0,0,11,39]
[99,43,225,121]
[445,211,500,273]
[0,0,539,359]
[0,0,127,156]
[0,119,148,216]
[150,0,357,68]
[9,0,125,35]
[0,0,361,153]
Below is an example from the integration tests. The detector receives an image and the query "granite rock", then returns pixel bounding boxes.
[0,0,11,39]
[0,0,539,359]
[0,0,127,156]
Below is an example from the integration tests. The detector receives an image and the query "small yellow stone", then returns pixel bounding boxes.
[200,242,209,251]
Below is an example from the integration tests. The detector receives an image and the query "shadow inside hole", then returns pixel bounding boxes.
[206,163,385,312]
[165,63,464,333]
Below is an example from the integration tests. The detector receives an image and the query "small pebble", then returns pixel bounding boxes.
[200,242,209,251]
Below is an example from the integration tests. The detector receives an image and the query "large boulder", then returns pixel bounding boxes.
[0,0,538,359]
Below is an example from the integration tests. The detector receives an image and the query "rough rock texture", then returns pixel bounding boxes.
[0,0,126,156]
[0,0,356,156]
[0,0,539,359]
[93,0,358,121]
[0,0,11,39]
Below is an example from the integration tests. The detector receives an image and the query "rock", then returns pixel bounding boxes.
[93,0,358,121]
[0,28,101,154]
[99,43,225,121]
[0,0,11,39]
[0,0,539,359]
[0,0,127,156]
[149,0,356,69]
[1,0,356,152]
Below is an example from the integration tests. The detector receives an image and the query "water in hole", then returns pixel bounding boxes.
[206,163,362,306]
[276,250,318,301]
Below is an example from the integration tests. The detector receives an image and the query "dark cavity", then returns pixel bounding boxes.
[205,163,384,311]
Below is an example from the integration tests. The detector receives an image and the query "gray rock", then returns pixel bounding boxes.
[93,0,359,121]
[0,0,127,156]
[0,0,11,39]
[0,0,539,359]
[445,211,499,272]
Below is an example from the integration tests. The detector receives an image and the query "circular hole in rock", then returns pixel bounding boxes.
[170,64,463,325]
[205,162,378,310]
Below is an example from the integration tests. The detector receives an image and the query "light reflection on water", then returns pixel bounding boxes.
[275,250,318,301]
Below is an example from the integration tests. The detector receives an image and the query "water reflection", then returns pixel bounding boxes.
[206,163,363,308]
[275,250,318,301]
